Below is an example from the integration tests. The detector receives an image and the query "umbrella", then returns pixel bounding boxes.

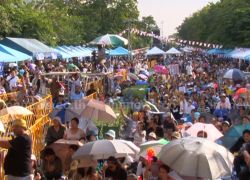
[72,139,135,160]
[154,65,168,74]
[119,140,140,154]
[185,122,223,141]
[234,88,247,99]
[82,99,116,122]
[0,106,34,117]
[128,73,139,81]
[223,68,245,82]
[140,139,169,152]
[159,137,234,179]
[89,34,128,47]
[138,74,148,81]
[49,139,83,170]
[221,123,250,149]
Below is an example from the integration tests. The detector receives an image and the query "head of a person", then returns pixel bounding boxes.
[10,69,16,77]
[242,116,250,125]
[71,117,79,129]
[127,174,137,180]
[143,104,151,112]
[222,121,230,134]
[107,156,119,172]
[105,129,116,140]
[159,164,171,179]
[148,132,157,141]
[198,116,206,123]
[171,131,181,140]
[86,130,97,142]
[137,121,144,131]
[90,83,95,90]
[12,119,27,136]
[220,93,226,102]
[43,148,56,162]
[197,130,208,138]
[52,117,61,127]
[68,145,79,155]
[132,111,140,121]
[243,129,250,143]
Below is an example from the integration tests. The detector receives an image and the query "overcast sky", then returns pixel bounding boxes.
[137,0,220,37]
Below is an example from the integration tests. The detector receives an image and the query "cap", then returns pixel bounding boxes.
[148,132,157,139]
[222,121,230,127]
[171,131,181,139]
[105,129,116,139]
[12,119,27,129]
[53,117,61,123]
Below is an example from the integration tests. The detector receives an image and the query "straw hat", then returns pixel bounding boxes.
[12,119,27,129]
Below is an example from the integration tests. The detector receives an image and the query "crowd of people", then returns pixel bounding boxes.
[1,48,250,180]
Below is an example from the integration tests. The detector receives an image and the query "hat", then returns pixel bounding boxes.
[53,117,61,123]
[171,131,181,139]
[148,132,157,139]
[220,93,226,97]
[194,112,200,120]
[105,129,116,139]
[12,119,27,129]
[222,121,230,127]
[143,104,151,110]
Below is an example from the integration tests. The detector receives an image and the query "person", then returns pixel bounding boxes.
[133,121,146,146]
[127,173,137,180]
[0,119,32,179]
[86,83,97,96]
[231,129,250,154]
[105,129,116,140]
[158,164,174,180]
[221,121,230,134]
[103,156,127,180]
[64,145,79,174]
[41,148,63,180]
[197,130,208,138]
[64,117,85,141]
[97,44,107,71]
[45,117,66,146]
[6,69,19,91]
[70,82,84,101]
[31,154,43,180]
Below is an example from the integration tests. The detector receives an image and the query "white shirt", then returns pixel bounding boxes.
[186,65,193,75]
[6,75,19,90]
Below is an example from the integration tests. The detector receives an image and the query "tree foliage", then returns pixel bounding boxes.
[0,0,159,48]
[177,0,250,48]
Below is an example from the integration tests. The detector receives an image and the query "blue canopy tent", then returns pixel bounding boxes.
[109,46,129,56]
[75,46,92,57]
[0,37,57,60]
[61,46,83,57]
[0,44,32,62]
[54,48,72,59]
[207,49,233,55]
[146,46,165,56]
[57,46,79,58]
[69,46,92,57]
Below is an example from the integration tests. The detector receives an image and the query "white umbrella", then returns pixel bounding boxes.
[0,106,34,117]
[72,139,135,160]
[89,34,128,47]
[119,140,140,154]
[159,137,234,179]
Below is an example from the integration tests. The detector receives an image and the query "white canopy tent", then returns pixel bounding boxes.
[146,46,166,56]
[166,47,182,54]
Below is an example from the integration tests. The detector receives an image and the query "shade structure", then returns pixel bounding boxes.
[72,139,135,160]
[221,123,250,149]
[54,48,72,59]
[89,34,128,47]
[159,137,234,179]
[185,122,223,141]
[146,46,165,56]
[0,37,57,60]
[166,47,182,54]
[119,140,140,154]
[223,68,245,82]
[0,44,32,62]
[109,46,129,56]
[82,99,116,122]
[0,106,34,117]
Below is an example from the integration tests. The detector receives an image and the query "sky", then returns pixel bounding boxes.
[137,0,220,37]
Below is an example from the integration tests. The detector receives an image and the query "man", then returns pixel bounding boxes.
[105,129,116,140]
[6,69,19,91]
[104,156,127,180]
[86,83,97,96]
[0,119,32,179]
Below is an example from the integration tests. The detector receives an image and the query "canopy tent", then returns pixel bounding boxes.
[109,46,129,56]
[0,37,57,60]
[56,47,76,58]
[180,46,194,53]
[75,46,92,57]
[224,48,243,58]
[166,47,181,54]
[207,48,233,55]
[54,48,72,59]
[146,46,165,56]
[0,44,32,62]
[230,49,250,59]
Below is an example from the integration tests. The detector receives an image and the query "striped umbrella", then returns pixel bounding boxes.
[223,68,245,82]
[89,34,128,47]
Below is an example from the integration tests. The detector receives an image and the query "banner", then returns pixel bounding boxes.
[0,62,4,76]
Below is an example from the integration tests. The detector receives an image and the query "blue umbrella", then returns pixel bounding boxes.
[223,68,245,82]
[221,123,250,149]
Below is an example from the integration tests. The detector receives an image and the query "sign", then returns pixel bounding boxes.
[0,62,4,76]
[168,64,179,75]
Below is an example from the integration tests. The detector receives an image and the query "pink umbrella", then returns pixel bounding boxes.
[154,65,168,74]
[185,122,223,141]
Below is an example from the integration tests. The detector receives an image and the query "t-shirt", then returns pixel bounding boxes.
[105,167,127,180]
[4,134,32,177]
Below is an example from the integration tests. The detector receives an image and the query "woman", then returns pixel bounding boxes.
[45,117,66,146]
[134,121,146,146]
[64,117,85,141]
[158,164,173,180]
